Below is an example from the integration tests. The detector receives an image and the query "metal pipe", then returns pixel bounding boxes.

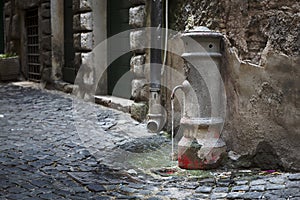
[150,0,162,91]
[171,85,183,100]
[147,0,163,133]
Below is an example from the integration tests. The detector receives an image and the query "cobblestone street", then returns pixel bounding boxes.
[0,83,299,200]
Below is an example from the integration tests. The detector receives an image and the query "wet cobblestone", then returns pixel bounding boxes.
[0,83,300,199]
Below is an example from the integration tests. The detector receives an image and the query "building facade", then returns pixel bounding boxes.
[2,0,300,171]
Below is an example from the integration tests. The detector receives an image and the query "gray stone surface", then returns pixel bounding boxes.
[289,173,300,181]
[130,30,147,53]
[131,78,148,101]
[130,102,148,122]
[0,83,299,199]
[231,185,250,192]
[195,186,212,193]
[74,32,93,51]
[130,55,146,79]
[129,5,146,28]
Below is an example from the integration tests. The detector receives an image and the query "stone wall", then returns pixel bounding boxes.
[129,0,148,101]
[168,0,300,171]
[129,0,149,121]
[72,0,96,100]
[4,0,52,80]
[172,0,300,65]
[73,0,93,76]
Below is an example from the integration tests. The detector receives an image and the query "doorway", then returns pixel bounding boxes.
[63,0,76,83]
[107,0,133,99]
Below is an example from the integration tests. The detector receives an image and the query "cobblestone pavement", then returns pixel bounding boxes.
[0,82,300,200]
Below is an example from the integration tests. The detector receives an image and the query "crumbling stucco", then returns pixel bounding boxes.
[172,0,300,65]
[168,0,300,171]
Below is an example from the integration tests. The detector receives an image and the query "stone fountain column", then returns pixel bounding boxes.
[177,27,226,169]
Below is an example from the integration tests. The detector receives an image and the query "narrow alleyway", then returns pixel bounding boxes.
[0,83,299,200]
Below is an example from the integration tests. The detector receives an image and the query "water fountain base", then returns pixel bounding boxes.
[177,117,226,170]
[178,137,226,170]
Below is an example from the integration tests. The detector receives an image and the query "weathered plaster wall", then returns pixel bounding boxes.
[169,0,300,171]
[172,0,300,65]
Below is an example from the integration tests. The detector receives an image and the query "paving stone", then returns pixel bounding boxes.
[242,191,263,199]
[210,192,227,199]
[7,193,31,199]
[266,183,285,190]
[227,192,245,199]
[145,197,164,200]
[30,179,53,188]
[263,190,285,200]
[231,185,249,192]
[91,196,112,200]
[198,178,215,185]
[250,179,267,185]
[119,185,137,194]
[289,173,300,181]
[282,188,300,198]
[87,184,106,192]
[195,186,212,193]
[268,177,285,184]
[286,181,300,188]
[235,180,248,185]
[212,187,229,193]
[193,193,210,199]
[0,83,297,200]
[39,193,62,200]
[250,184,265,191]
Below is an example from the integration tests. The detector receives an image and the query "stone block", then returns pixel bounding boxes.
[81,52,93,68]
[41,51,52,67]
[41,67,51,82]
[74,53,82,69]
[72,0,80,12]
[129,5,146,28]
[16,0,39,9]
[80,32,93,50]
[73,14,81,32]
[130,55,145,78]
[131,79,148,101]
[41,19,51,35]
[74,33,81,50]
[130,30,147,53]
[73,13,92,32]
[73,0,92,13]
[80,13,93,31]
[129,0,146,6]
[74,32,93,51]
[41,36,52,51]
[4,2,11,17]
[131,102,148,122]
[41,4,51,18]
[41,2,50,8]
[11,14,20,40]
[80,0,92,11]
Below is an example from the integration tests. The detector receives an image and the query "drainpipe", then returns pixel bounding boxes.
[147,0,163,133]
